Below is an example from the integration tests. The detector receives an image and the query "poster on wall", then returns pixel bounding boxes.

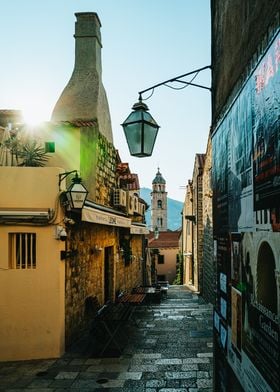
[231,288,242,352]
[230,233,242,286]
[241,232,279,391]
[212,126,229,235]
[253,32,280,221]
[212,79,254,235]
[212,30,280,392]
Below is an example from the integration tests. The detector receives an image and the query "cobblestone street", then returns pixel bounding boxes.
[0,285,213,391]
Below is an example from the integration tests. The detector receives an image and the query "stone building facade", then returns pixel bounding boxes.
[182,180,194,287]
[48,12,148,348]
[147,231,180,284]
[182,154,205,293]
[201,135,215,305]
[191,154,205,292]
[0,12,148,360]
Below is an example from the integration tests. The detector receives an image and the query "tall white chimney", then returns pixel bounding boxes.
[51,12,113,143]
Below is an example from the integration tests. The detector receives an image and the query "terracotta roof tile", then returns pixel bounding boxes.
[147,231,181,248]
[55,119,98,127]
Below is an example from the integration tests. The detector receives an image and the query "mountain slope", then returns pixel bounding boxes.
[140,187,183,231]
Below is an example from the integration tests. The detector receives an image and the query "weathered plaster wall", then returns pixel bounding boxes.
[0,167,66,361]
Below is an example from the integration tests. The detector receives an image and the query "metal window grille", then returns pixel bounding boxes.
[9,233,36,269]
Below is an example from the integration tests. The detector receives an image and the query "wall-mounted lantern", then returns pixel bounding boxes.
[59,170,88,209]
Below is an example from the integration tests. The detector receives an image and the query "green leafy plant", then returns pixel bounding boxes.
[18,141,49,167]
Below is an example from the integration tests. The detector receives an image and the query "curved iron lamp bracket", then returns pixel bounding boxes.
[138,65,211,101]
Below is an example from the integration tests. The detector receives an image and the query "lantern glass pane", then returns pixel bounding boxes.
[142,111,158,125]
[143,124,158,155]
[123,123,142,155]
[123,110,143,124]
[66,182,88,209]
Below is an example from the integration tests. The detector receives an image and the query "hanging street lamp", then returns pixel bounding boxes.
[121,96,160,157]
[122,65,211,158]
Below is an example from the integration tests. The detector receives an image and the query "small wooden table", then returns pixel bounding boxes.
[118,293,146,305]
[117,293,146,326]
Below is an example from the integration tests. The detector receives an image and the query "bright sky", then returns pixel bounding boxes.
[0,1,211,201]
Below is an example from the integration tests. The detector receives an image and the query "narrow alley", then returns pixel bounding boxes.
[0,285,213,391]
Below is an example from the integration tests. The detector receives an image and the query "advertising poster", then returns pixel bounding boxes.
[253,32,280,215]
[230,233,242,286]
[231,288,242,352]
[212,30,280,391]
[212,126,229,235]
[241,232,279,391]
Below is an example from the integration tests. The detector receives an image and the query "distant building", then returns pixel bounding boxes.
[147,230,181,284]
[151,168,167,232]
[182,154,205,293]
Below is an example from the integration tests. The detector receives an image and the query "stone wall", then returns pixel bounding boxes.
[64,221,143,348]
[202,135,215,304]
[115,235,143,294]
[192,155,205,292]
[80,124,117,205]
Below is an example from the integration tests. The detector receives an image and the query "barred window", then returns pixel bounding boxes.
[9,233,37,269]
[158,255,164,264]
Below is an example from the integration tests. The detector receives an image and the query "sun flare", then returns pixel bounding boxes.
[22,103,50,127]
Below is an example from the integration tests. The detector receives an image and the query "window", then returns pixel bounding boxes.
[9,233,37,269]
[45,141,55,153]
[157,217,163,227]
[158,255,164,264]
[157,200,162,208]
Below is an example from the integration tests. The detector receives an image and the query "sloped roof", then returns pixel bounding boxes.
[147,230,181,248]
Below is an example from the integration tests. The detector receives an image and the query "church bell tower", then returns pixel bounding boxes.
[151,168,167,232]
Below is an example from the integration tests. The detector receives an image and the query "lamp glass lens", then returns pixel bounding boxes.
[123,123,142,155]
[143,125,158,155]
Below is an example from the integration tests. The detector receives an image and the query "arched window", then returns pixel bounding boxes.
[157,200,162,208]
[257,242,277,314]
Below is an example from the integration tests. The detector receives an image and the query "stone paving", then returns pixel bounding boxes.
[0,285,213,391]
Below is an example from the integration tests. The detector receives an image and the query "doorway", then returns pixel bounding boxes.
[104,246,114,303]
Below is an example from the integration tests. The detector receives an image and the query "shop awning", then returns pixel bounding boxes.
[82,206,131,228]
